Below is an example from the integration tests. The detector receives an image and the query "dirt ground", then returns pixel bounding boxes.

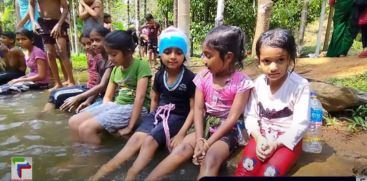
[191,56,367,176]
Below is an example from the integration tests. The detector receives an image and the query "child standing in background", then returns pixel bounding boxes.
[78,0,104,35]
[68,30,151,145]
[234,29,310,176]
[146,25,253,180]
[29,0,75,89]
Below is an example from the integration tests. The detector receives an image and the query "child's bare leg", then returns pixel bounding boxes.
[59,58,68,83]
[145,133,196,181]
[148,49,153,66]
[92,132,149,180]
[42,102,55,112]
[198,140,230,179]
[125,136,159,180]
[68,111,95,141]
[56,37,75,86]
[78,118,104,145]
[45,44,63,89]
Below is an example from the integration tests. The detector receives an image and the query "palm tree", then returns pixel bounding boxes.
[178,0,191,56]
[298,0,310,54]
[173,0,178,27]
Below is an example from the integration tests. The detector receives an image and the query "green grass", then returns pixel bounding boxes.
[328,72,367,92]
[71,53,88,71]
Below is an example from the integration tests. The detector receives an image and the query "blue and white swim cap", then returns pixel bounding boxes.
[159,26,189,56]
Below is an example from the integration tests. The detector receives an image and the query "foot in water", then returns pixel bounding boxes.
[48,84,63,92]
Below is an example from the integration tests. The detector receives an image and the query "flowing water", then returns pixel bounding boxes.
[0,91,201,180]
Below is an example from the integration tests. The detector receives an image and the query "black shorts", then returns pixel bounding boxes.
[48,85,88,108]
[136,112,186,146]
[148,39,158,52]
[38,18,69,45]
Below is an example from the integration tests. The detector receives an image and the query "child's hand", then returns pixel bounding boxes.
[60,96,80,112]
[76,101,90,113]
[51,23,62,39]
[255,136,268,162]
[118,127,133,137]
[192,138,209,165]
[170,133,184,148]
[261,141,278,160]
[8,78,20,85]
[32,23,41,34]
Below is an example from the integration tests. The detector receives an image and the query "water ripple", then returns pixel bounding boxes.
[28,119,47,130]
[0,115,6,121]
[0,122,23,131]
[24,135,44,141]
[0,136,20,146]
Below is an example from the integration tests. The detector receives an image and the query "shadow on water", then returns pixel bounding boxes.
[0,91,199,181]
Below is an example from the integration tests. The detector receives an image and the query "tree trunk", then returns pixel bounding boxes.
[215,0,225,27]
[164,12,168,28]
[173,0,178,27]
[144,0,147,17]
[298,0,310,55]
[127,0,130,25]
[178,0,191,57]
[251,0,273,57]
[314,0,327,56]
[323,6,334,51]
[72,0,79,54]
[15,0,20,24]
[135,0,140,31]
[105,0,109,14]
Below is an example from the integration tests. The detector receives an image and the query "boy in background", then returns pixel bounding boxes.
[29,0,75,90]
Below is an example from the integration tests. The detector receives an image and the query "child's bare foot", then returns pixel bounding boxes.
[48,84,63,92]
[67,82,75,87]
[62,81,69,86]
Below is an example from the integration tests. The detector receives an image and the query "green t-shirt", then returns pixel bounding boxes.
[110,58,152,109]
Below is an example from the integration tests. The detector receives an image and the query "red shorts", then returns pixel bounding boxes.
[234,137,302,176]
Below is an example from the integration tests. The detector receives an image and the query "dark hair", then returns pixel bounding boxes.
[203,25,246,69]
[15,28,33,42]
[255,28,297,72]
[104,13,111,19]
[90,26,110,37]
[79,31,90,42]
[145,13,154,21]
[104,30,137,55]
[2,31,16,40]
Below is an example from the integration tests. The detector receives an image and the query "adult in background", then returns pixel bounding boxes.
[327,0,358,57]
[356,0,367,58]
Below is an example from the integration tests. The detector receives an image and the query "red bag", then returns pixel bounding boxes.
[359,7,367,25]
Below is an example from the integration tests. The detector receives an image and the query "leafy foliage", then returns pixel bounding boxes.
[345,105,367,131]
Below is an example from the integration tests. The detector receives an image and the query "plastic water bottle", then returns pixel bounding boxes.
[302,91,323,153]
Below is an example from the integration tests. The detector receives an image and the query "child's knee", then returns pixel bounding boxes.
[142,136,158,147]
[78,121,97,136]
[172,143,193,157]
[68,116,79,129]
